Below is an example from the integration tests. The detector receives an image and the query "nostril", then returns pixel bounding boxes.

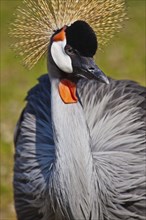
[88,67,95,72]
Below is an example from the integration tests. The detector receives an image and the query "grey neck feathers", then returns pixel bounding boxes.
[50,76,93,219]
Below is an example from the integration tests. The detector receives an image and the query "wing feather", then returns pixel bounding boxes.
[14,74,56,220]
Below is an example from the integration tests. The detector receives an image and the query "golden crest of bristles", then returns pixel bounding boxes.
[9,0,127,69]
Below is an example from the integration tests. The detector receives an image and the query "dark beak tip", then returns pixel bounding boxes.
[103,77,110,85]
[97,72,110,85]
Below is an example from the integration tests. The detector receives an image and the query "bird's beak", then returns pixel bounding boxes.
[73,56,109,84]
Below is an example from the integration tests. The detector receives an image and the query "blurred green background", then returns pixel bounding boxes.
[0,0,145,219]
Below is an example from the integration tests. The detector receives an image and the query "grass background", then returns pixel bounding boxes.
[0,0,145,219]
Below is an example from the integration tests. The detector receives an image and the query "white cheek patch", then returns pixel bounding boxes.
[51,39,73,73]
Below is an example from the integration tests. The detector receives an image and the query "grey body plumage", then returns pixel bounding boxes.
[14,74,146,220]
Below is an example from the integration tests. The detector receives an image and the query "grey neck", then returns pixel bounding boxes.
[49,63,93,218]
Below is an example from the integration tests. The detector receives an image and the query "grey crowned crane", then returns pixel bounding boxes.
[10,0,146,219]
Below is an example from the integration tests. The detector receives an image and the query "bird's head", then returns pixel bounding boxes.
[10,0,126,92]
[10,0,127,103]
[48,20,109,103]
[49,20,109,85]
[10,0,126,103]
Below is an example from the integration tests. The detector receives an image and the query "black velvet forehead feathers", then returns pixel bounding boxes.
[66,20,98,57]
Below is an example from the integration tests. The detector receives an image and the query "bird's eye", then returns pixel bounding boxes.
[65,45,76,55]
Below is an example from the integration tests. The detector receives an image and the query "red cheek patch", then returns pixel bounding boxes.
[59,79,78,104]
